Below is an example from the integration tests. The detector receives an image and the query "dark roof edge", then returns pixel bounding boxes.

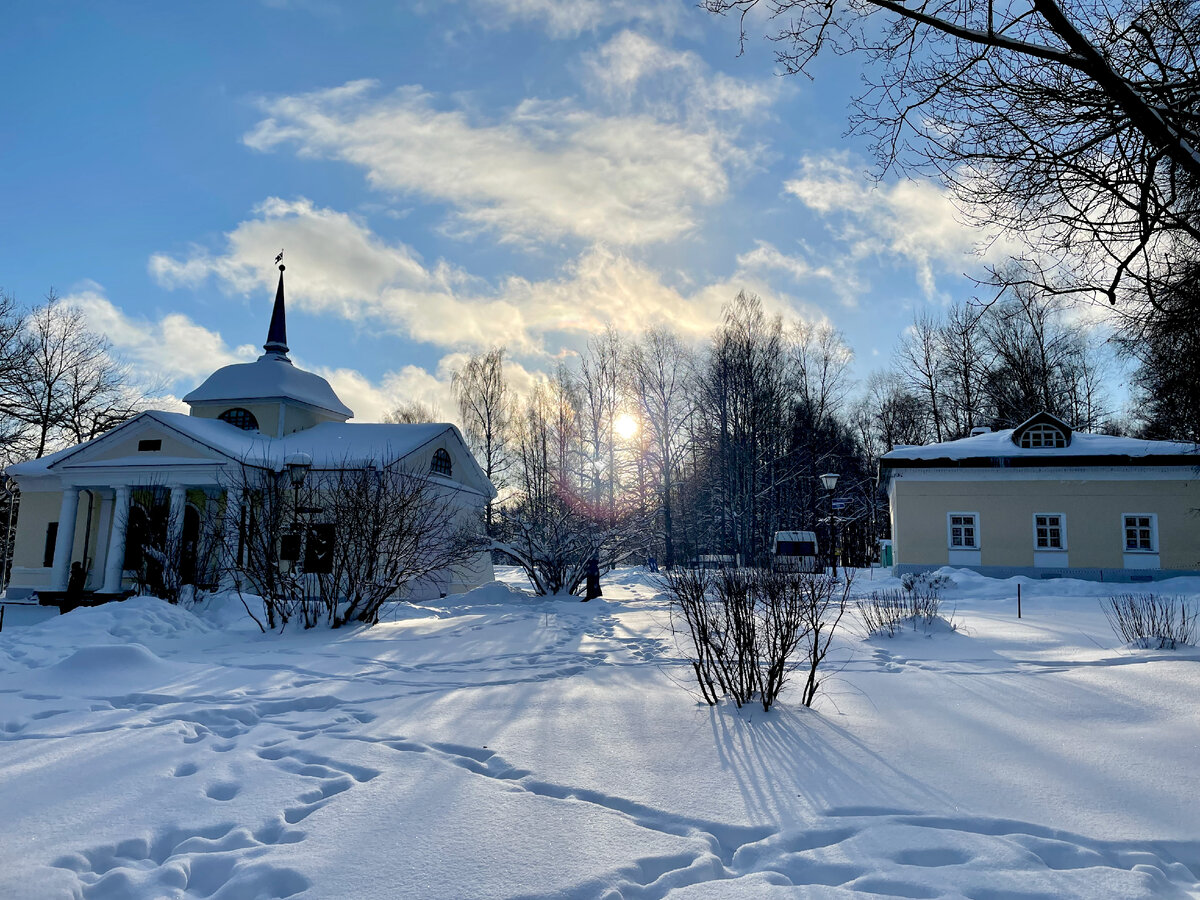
[880,454,1200,470]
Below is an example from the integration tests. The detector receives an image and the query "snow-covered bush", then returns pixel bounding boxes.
[858,588,952,638]
[900,571,952,595]
[665,567,852,710]
[1102,594,1197,649]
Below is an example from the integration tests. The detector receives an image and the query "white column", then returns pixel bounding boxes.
[168,484,186,549]
[101,485,131,594]
[50,487,80,590]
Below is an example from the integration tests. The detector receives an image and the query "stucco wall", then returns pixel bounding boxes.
[91,431,213,462]
[890,475,1200,571]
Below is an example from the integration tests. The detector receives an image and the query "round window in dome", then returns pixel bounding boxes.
[219,407,259,431]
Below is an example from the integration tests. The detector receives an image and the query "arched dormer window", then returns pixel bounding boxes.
[431,448,452,477]
[1019,423,1067,448]
[219,408,259,431]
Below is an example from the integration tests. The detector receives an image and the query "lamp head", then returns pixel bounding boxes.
[820,472,839,492]
[285,452,313,489]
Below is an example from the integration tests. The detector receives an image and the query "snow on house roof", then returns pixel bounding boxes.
[7,411,477,481]
[182,355,354,419]
[881,426,1200,465]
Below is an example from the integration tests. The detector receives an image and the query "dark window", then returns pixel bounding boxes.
[138,439,162,452]
[431,448,452,477]
[1124,515,1155,552]
[949,514,978,548]
[1035,514,1064,549]
[305,524,336,574]
[218,408,259,431]
[280,531,302,562]
[43,522,58,568]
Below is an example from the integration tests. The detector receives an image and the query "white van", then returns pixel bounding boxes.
[772,531,820,573]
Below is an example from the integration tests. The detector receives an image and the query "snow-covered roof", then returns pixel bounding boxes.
[882,426,1200,465]
[182,355,353,419]
[8,412,494,497]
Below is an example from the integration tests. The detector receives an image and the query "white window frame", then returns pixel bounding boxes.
[1020,423,1067,448]
[1033,512,1067,551]
[947,512,980,550]
[1122,513,1158,553]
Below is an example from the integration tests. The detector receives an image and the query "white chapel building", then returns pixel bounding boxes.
[5,265,495,603]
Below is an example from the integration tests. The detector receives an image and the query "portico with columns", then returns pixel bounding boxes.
[5,263,495,605]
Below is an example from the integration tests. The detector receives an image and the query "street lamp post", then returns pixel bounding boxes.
[820,472,839,578]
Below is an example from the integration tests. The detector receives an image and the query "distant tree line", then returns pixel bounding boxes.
[451,278,1200,592]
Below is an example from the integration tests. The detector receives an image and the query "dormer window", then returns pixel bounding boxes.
[1012,412,1072,449]
[431,448,452,477]
[219,408,259,431]
[1020,423,1067,448]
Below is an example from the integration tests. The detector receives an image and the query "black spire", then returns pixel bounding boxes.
[263,263,289,358]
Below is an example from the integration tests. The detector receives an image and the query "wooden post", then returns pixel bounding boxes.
[1018,583,1022,619]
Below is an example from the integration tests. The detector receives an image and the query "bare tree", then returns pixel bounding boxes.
[383,400,440,425]
[452,347,513,531]
[223,458,485,629]
[897,311,947,442]
[791,320,853,428]
[630,328,695,569]
[705,0,1200,312]
[0,291,30,464]
[11,295,145,458]
[314,463,487,626]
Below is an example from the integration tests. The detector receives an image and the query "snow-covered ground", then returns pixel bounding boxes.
[1,567,1198,899]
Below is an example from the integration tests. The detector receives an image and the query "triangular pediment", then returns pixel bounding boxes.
[42,413,240,473]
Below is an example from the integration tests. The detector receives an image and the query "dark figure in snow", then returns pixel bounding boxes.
[647,555,658,573]
[66,561,86,606]
[583,557,602,602]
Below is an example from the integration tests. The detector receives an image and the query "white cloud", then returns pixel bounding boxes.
[585,31,777,122]
[65,285,481,425]
[735,240,862,305]
[66,288,257,387]
[243,80,735,246]
[783,155,1014,300]
[150,197,825,363]
[445,0,685,39]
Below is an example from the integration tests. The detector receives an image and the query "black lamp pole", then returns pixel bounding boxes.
[820,472,839,578]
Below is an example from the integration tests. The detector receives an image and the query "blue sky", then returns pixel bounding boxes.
[1,1,1008,420]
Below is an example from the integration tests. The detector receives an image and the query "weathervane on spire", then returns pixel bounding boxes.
[275,248,285,271]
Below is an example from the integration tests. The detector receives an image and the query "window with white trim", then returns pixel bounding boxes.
[948,514,979,549]
[1123,514,1157,552]
[1020,423,1067,448]
[1034,514,1065,550]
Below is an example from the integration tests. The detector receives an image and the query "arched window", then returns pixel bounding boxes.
[219,407,259,431]
[431,448,452,477]
[1019,423,1066,448]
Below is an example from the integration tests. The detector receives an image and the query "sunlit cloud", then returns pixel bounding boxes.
[242,80,738,246]
[783,154,1015,300]
[150,197,825,361]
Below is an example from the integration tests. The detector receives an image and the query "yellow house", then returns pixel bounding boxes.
[880,412,1200,581]
[5,265,495,603]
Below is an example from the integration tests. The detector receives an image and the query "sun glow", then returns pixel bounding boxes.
[614,413,639,441]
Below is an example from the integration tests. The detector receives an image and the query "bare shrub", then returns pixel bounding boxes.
[222,457,485,630]
[900,571,951,594]
[1102,594,1197,649]
[858,588,948,638]
[666,568,853,711]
